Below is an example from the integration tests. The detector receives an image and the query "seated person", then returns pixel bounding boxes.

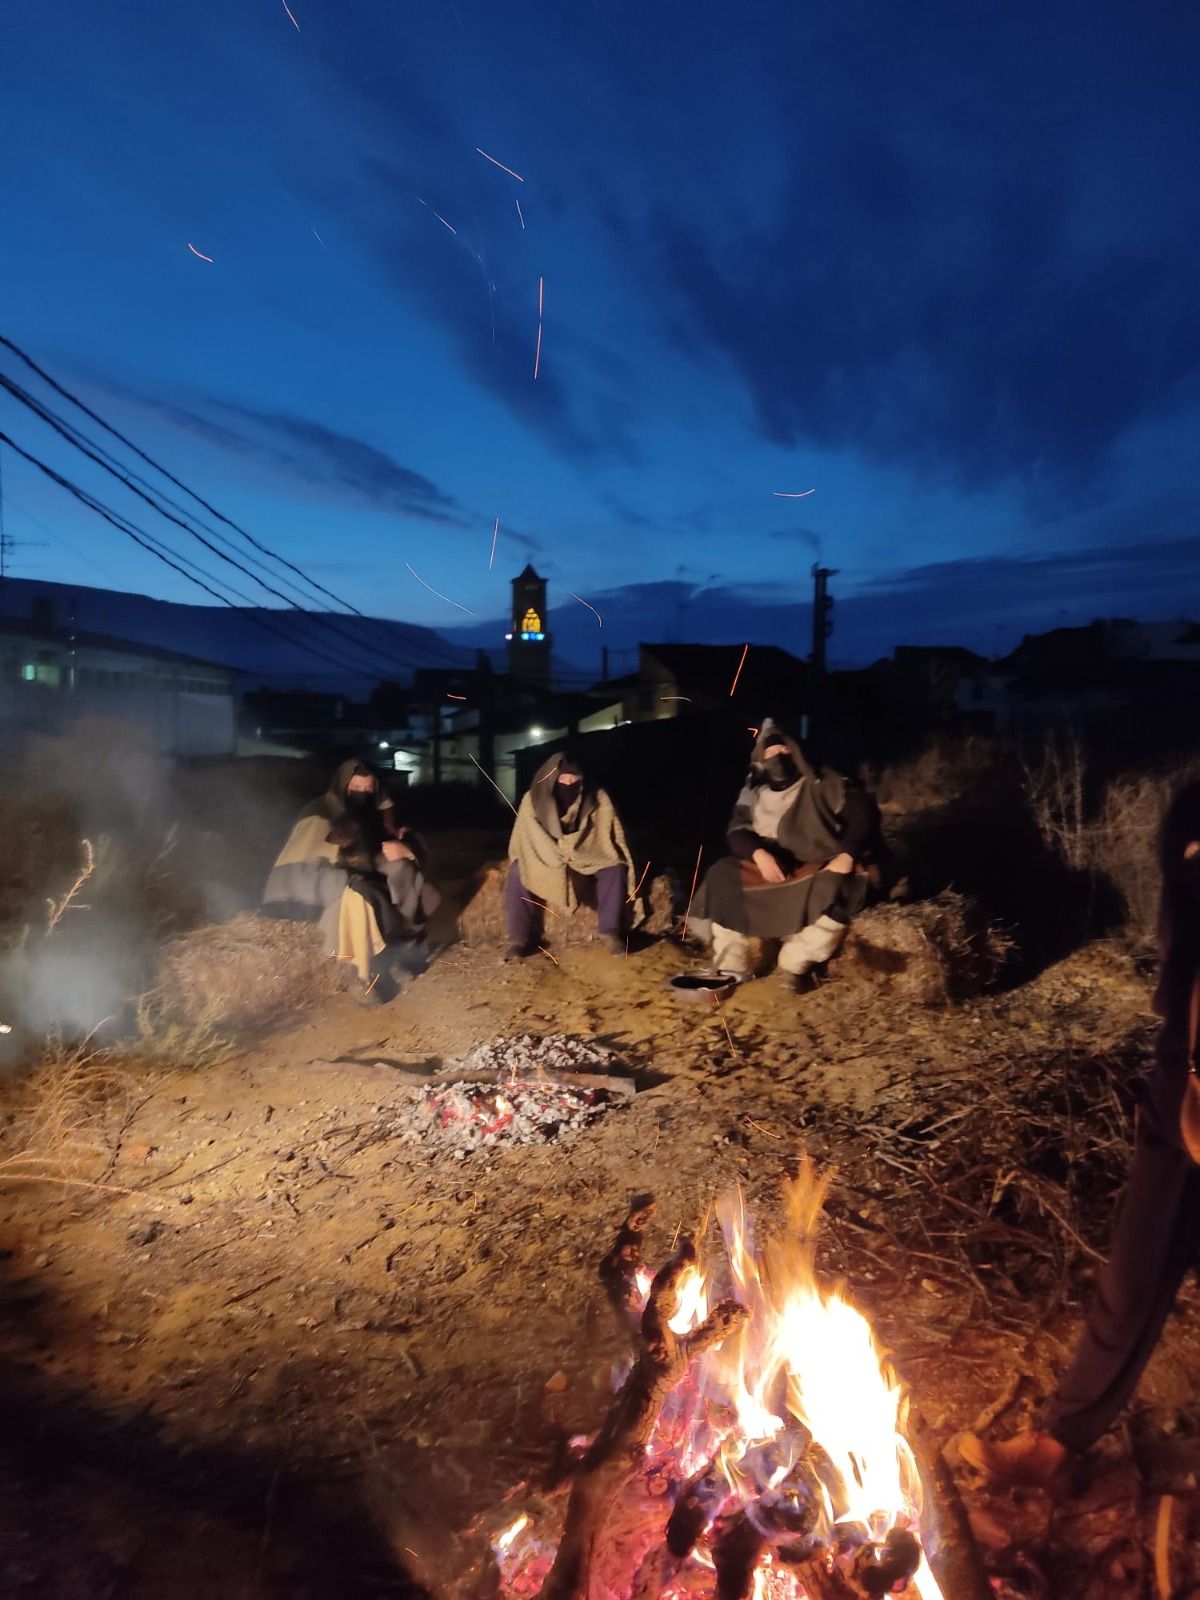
[505,749,642,957]
[262,758,439,1002]
[690,720,878,988]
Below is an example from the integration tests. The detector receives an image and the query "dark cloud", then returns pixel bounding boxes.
[767,525,821,555]
[152,396,466,525]
[643,9,1200,494]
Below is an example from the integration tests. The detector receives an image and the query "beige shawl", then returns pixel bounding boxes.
[508,753,643,923]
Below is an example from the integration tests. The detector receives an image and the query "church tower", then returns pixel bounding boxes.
[508,563,551,685]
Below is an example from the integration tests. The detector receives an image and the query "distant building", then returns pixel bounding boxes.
[0,612,236,758]
[579,642,811,729]
[507,564,551,685]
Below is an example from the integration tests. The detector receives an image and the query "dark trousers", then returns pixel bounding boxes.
[505,862,626,945]
[1043,1123,1200,1452]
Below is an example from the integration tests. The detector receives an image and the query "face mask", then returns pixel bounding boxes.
[346,789,373,810]
[764,753,799,789]
[554,779,581,804]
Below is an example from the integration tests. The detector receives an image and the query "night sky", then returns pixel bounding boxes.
[2,0,1198,671]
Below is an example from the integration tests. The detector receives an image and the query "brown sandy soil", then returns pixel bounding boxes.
[3,904,1200,1597]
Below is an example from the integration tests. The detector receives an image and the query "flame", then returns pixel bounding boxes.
[495,1512,530,1553]
[696,1167,945,1599]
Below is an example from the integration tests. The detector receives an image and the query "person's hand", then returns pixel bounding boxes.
[825,852,854,875]
[381,840,414,863]
[1185,841,1200,860]
[752,847,787,884]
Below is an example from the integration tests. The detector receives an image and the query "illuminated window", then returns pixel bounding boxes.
[520,607,542,634]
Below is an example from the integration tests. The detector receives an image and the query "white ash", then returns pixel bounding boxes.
[461,1033,617,1079]
[398,1034,624,1157]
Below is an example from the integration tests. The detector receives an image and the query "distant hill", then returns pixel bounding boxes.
[0,577,479,693]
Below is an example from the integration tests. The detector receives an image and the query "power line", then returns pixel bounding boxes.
[0,372,435,682]
[0,332,483,674]
[0,431,396,682]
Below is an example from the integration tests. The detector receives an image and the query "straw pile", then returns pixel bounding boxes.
[154,913,346,1034]
[458,863,674,947]
[839,891,1016,1004]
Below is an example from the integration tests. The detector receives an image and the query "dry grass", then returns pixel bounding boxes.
[1023,741,1200,942]
[151,913,347,1037]
[0,1035,137,1193]
[867,736,1002,815]
[458,863,674,946]
[840,891,1016,1004]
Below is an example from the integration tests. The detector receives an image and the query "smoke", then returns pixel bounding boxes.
[0,717,316,1059]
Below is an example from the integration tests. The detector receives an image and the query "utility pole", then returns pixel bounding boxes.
[601,644,609,683]
[810,563,837,679]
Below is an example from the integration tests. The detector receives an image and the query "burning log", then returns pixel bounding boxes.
[537,1209,748,1600]
[598,1191,657,1347]
[907,1411,993,1600]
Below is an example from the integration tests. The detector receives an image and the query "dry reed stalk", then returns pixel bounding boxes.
[45,837,95,933]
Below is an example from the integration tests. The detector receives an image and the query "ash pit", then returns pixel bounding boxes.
[395,1034,633,1159]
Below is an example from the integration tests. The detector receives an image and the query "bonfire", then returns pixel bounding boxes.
[486,1167,987,1600]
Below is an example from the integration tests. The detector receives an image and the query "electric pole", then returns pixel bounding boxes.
[810,563,837,679]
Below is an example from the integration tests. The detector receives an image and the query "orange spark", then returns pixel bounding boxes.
[489,515,499,570]
[446,693,467,701]
[404,561,475,615]
[628,860,651,902]
[186,243,214,263]
[537,945,560,966]
[659,694,692,702]
[281,0,300,28]
[745,1117,782,1140]
[533,320,542,381]
[711,993,742,1059]
[475,147,525,183]
[433,211,457,235]
[538,274,544,317]
[682,844,703,941]
[569,592,602,628]
[515,197,526,229]
[523,897,561,921]
[772,488,815,498]
[729,643,749,697]
[747,725,760,737]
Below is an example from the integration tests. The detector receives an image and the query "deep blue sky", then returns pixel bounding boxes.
[2,0,1198,670]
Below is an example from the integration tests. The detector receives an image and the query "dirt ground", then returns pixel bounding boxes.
[4,860,1200,1598]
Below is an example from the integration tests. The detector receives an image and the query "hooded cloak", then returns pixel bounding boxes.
[693,721,876,940]
[507,751,643,923]
[262,758,435,981]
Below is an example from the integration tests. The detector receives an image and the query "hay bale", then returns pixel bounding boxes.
[155,913,346,1033]
[458,863,675,946]
[840,891,1015,1005]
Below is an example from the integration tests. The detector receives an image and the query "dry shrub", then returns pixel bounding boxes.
[840,891,1016,1005]
[868,736,1002,815]
[458,863,674,946]
[0,1037,135,1192]
[152,914,346,1036]
[1022,742,1200,944]
[1092,767,1200,942]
